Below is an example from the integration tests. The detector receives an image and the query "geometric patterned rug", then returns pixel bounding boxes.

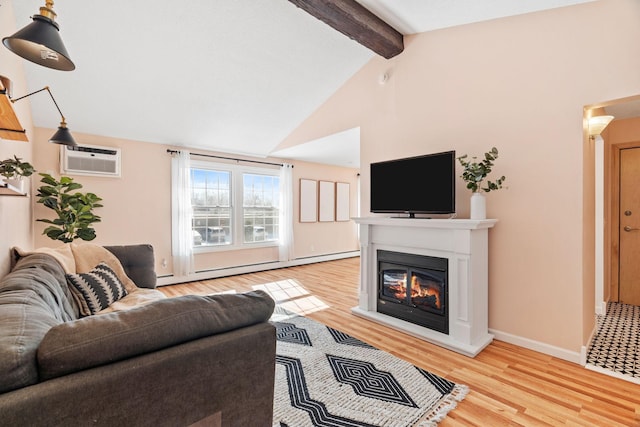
[272,314,468,426]
[586,301,640,383]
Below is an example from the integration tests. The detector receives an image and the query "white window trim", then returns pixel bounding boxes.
[189,159,281,253]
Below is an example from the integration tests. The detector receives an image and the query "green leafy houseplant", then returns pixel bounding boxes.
[457,147,506,193]
[36,173,103,243]
[0,155,35,180]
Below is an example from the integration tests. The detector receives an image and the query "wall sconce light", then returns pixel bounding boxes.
[10,86,77,146]
[588,107,614,139]
[2,0,75,71]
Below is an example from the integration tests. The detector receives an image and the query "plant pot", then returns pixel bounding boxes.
[470,192,486,220]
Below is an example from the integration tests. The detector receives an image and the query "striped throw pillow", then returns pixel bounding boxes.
[66,262,128,316]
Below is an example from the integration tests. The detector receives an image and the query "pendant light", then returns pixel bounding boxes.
[48,120,76,146]
[3,0,75,71]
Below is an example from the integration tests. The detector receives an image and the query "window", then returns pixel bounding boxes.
[189,161,280,249]
[243,173,280,243]
[191,169,231,246]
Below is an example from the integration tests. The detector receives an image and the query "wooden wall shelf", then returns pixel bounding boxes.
[0,78,28,142]
[0,181,27,196]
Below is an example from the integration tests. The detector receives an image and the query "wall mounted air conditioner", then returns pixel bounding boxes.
[60,144,121,177]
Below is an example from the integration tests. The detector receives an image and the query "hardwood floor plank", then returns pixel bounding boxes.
[158,257,640,426]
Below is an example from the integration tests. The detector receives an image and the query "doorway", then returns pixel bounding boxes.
[617,146,640,305]
[587,117,640,382]
[595,99,640,308]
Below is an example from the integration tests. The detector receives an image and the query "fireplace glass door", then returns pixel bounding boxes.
[380,266,445,314]
[377,250,448,334]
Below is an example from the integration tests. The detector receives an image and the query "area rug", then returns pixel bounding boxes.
[586,301,640,383]
[272,315,468,427]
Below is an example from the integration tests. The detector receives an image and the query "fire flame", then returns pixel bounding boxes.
[387,274,441,309]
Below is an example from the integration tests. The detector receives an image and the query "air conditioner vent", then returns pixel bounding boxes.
[68,145,119,156]
[61,144,121,177]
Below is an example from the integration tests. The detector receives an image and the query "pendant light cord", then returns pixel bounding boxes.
[10,86,67,122]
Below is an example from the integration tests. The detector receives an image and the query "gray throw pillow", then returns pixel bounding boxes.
[66,262,128,316]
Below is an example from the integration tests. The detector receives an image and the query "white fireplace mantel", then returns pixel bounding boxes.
[352,217,497,357]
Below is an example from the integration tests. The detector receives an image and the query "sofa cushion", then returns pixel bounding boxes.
[104,244,157,289]
[37,290,275,380]
[66,263,129,316]
[0,254,76,394]
[5,253,79,320]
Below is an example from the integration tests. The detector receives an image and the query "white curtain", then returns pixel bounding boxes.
[279,163,294,262]
[171,150,194,277]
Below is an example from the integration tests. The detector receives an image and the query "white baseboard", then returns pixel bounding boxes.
[489,328,582,364]
[580,319,599,365]
[157,251,360,286]
[596,300,607,316]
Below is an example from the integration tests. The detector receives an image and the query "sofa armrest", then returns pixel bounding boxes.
[37,290,275,380]
[0,323,276,426]
[104,244,156,288]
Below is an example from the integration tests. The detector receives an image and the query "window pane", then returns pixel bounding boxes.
[191,168,232,246]
[243,173,279,243]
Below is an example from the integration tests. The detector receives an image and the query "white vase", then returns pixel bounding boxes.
[470,192,486,220]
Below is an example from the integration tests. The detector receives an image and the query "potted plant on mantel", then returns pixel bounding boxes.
[0,155,36,194]
[36,173,103,242]
[457,147,506,219]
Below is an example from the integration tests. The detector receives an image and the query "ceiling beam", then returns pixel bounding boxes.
[287,0,403,59]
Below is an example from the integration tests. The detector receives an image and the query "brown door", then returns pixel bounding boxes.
[619,147,640,305]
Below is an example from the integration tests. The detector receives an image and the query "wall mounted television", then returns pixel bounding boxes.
[370,150,456,217]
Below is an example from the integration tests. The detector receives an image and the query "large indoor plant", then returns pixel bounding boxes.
[0,155,35,193]
[36,173,103,242]
[457,147,506,219]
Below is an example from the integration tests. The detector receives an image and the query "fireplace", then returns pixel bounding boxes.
[352,217,496,357]
[377,250,448,334]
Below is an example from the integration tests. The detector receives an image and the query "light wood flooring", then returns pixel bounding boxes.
[159,257,640,426]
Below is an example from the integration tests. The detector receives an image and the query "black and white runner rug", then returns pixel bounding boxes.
[586,301,640,384]
[272,315,468,426]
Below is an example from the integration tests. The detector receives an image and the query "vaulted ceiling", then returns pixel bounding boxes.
[9,0,595,167]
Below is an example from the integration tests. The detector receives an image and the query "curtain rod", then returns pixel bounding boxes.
[166,149,288,167]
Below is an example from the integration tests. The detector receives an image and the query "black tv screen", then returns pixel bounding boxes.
[370,150,456,217]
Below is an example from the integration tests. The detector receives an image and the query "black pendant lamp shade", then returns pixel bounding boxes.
[49,120,76,146]
[3,1,75,71]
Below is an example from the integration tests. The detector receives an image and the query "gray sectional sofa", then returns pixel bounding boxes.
[0,244,276,426]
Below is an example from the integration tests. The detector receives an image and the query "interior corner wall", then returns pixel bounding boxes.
[0,0,35,277]
[30,128,359,276]
[281,0,640,358]
[291,161,360,259]
[31,128,174,276]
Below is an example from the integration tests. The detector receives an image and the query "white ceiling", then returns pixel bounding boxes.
[9,0,596,168]
[356,0,595,34]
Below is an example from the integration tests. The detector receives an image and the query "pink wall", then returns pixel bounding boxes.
[278,0,640,356]
[0,1,34,276]
[30,129,360,275]
[294,162,360,258]
[31,130,174,274]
